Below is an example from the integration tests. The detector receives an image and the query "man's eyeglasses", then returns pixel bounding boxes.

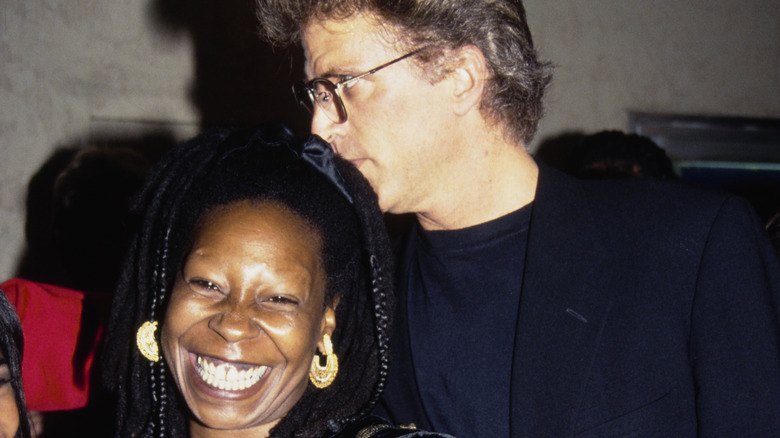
[292,49,424,124]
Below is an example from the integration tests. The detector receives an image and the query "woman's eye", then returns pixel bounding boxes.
[189,278,222,293]
[266,295,299,306]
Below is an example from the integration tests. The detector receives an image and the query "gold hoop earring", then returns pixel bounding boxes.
[309,334,338,388]
[136,321,160,362]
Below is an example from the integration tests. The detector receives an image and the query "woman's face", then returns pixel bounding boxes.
[0,350,20,438]
[161,200,336,437]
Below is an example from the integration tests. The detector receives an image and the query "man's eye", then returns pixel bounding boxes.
[316,91,333,103]
[340,76,359,90]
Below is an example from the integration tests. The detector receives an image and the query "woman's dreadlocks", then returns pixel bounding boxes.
[102,122,394,438]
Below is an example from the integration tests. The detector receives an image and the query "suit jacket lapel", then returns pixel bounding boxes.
[509,163,616,437]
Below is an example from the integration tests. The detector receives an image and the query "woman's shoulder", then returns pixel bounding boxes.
[329,416,456,438]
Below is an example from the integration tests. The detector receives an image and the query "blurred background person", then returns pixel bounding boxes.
[3,144,155,436]
[0,288,32,438]
[566,130,677,180]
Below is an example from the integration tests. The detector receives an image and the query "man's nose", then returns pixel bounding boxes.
[311,106,340,146]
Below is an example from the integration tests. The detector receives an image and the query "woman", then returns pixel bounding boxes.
[0,290,32,438]
[102,123,452,437]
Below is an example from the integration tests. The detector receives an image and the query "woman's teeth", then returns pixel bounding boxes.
[196,355,267,391]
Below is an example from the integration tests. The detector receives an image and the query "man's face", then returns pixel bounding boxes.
[302,13,458,215]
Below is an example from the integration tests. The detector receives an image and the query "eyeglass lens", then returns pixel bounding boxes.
[293,79,345,124]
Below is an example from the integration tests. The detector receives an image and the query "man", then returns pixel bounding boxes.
[255,0,780,436]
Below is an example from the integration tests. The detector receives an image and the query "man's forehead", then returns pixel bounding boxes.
[302,20,359,74]
[302,14,402,76]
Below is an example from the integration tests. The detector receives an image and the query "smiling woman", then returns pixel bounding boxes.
[162,201,334,435]
[101,122,452,438]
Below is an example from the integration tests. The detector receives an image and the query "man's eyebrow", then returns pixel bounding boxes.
[312,67,352,80]
[309,57,362,80]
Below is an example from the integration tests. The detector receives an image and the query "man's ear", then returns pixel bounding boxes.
[448,45,488,116]
[318,295,339,350]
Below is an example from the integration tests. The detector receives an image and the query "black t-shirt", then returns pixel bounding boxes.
[407,203,532,437]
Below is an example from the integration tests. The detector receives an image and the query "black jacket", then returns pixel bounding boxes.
[380,164,780,437]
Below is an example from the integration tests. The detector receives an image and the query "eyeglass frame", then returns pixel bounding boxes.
[293,48,426,124]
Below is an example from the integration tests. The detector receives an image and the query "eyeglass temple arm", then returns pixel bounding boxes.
[340,48,427,87]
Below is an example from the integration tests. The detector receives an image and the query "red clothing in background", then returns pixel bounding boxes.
[0,278,109,411]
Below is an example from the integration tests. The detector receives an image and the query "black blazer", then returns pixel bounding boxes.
[379,164,780,437]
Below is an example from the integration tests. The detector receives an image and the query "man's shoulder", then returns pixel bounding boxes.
[550,169,737,228]
[537,167,761,260]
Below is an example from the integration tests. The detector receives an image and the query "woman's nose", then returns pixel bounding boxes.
[208,304,261,343]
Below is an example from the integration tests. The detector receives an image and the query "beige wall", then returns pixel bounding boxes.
[1,0,198,281]
[523,0,780,148]
[1,0,779,280]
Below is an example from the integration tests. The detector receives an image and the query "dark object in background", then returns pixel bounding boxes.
[17,145,154,295]
[566,130,677,180]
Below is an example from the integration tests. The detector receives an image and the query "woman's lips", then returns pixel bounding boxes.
[193,354,268,392]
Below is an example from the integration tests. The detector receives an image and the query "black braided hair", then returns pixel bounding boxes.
[101,122,394,438]
[0,291,31,438]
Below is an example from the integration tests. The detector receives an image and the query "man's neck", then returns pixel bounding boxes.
[415,134,539,231]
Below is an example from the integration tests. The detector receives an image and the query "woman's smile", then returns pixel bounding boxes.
[161,201,336,434]
[192,353,269,392]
